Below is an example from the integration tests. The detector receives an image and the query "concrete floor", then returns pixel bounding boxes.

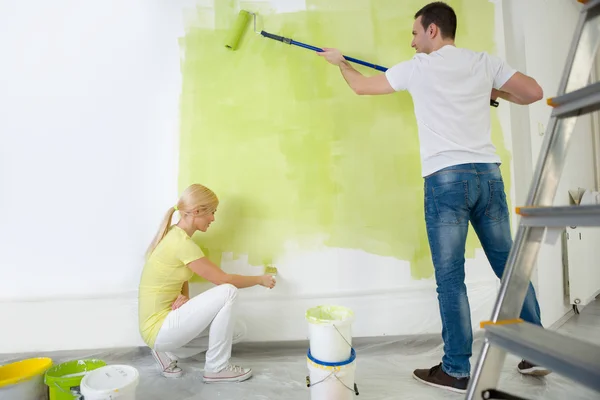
[3,299,600,400]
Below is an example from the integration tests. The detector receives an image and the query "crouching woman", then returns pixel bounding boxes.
[138,184,275,382]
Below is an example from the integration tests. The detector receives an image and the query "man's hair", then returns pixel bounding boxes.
[414,2,457,40]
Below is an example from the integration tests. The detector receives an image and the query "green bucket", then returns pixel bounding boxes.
[44,359,106,400]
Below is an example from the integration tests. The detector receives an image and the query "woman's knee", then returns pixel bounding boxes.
[219,283,238,302]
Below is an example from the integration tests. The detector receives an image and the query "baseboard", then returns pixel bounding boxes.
[548,307,575,330]
[0,280,499,354]
[0,293,145,354]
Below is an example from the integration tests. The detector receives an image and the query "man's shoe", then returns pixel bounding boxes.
[517,360,552,376]
[413,363,469,394]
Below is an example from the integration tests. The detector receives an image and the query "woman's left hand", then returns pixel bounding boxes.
[172,294,189,310]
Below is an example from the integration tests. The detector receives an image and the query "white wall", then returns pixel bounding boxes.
[0,0,510,354]
[0,0,183,352]
[502,0,597,327]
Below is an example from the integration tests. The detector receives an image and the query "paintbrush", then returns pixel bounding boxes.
[264,264,278,275]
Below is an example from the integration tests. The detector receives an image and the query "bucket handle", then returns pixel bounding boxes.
[51,382,84,399]
[306,373,360,395]
[333,324,353,350]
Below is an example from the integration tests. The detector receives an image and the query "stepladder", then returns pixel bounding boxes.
[466,1,600,399]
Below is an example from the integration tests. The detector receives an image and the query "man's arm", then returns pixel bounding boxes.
[492,89,529,105]
[338,60,395,95]
[318,48,395,95]
[494,72,544,105]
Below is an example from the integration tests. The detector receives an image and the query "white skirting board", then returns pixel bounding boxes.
[0,293,145,355]
[0,279,501,354]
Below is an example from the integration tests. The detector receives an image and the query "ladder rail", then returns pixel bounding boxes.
[525,117,579,206]
[465,226,546,399]
[556,2,600,97]
[468,101,582,400]
[466,4,600,399]
[526,10,600,207]
[487,0,600,337]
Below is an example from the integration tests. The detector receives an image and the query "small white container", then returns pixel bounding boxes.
[80,365,139,400]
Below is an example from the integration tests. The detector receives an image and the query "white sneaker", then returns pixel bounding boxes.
[151,349,183,378]
[203,364,252,383]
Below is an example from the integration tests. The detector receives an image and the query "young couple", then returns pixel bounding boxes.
[139,2,549,393]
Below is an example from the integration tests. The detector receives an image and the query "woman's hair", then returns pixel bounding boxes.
[145,183,219,258]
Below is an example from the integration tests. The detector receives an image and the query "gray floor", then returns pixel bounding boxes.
[3,299,600,400]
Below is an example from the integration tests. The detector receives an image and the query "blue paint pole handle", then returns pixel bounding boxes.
[260,30,388,72]
[291,39,388,72]
[341,54,388,72]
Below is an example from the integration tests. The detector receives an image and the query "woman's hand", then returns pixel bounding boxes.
[259,274,276,289]
[172,294,189,310]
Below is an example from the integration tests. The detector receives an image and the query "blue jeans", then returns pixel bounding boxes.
[424,163,542,378]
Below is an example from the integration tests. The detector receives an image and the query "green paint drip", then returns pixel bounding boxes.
[178,0,510,281]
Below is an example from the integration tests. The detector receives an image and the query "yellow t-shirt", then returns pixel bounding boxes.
[138,225,204,348]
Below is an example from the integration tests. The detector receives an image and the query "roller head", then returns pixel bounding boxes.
[225,10,251,50]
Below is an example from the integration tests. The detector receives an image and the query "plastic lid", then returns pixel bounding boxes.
[81,365,139,393]
[305,305,355,325]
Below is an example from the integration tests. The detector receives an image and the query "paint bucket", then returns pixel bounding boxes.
[44,359,107,400]
[0,357,53,400]
[80,365,139,400]
[306,348,358,400]
[305,305,354,363]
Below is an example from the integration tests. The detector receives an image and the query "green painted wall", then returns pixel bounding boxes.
[178,0,511,280]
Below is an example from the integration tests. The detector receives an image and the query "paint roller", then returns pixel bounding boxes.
[225,10,388,72]
[225,10,499,107]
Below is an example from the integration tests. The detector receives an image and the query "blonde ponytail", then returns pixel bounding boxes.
[145,183,218,259]
[146,206,177,258]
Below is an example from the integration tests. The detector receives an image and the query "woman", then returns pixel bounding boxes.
[138,184,276,383]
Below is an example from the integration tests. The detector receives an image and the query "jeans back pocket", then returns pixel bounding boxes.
[431,181,469,224]
[485,180,509,221]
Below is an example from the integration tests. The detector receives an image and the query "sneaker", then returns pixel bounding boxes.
[517,360,552,376]
[203,364,253,383]
[413,363,469,394]
[151,349,183,378]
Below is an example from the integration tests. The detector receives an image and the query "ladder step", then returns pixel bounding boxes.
[485,322,600,392]
[548,81,600,118]
[516,204,600,227]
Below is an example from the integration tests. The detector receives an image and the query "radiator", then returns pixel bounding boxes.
[564,189,600,310]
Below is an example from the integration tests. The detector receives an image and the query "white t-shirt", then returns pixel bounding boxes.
[385,45,516,177]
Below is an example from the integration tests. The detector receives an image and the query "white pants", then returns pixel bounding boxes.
[153,283,243,372]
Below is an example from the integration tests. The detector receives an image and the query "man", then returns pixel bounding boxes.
[317,1,550,394]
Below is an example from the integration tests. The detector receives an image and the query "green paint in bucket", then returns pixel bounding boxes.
[44,359,106,400]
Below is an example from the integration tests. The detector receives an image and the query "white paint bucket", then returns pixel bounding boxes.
[80,365,139,400]
[306,348,357,400]
[305,305,354,363]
